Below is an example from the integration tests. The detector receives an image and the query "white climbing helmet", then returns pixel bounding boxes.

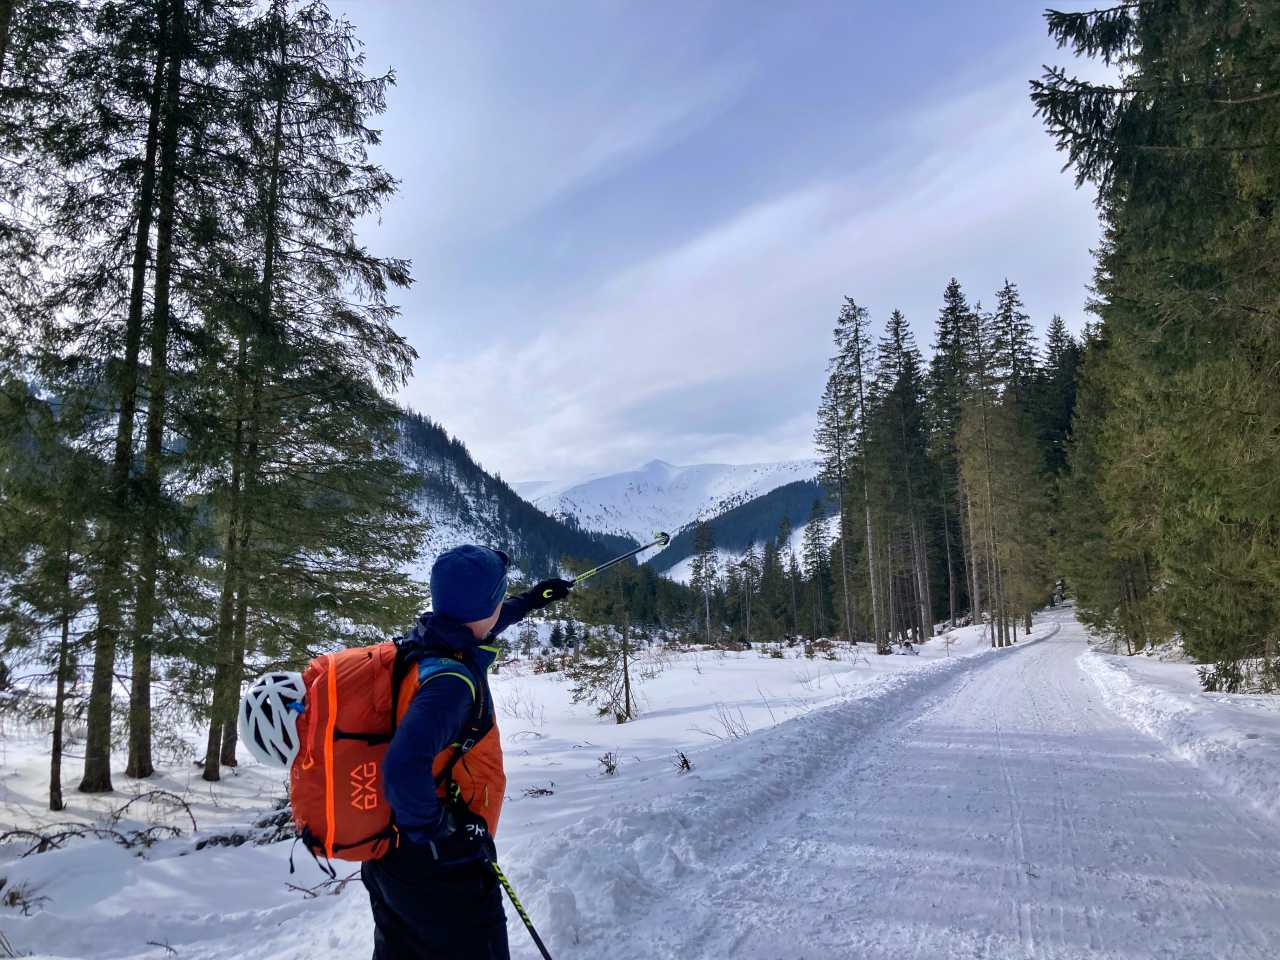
[238,670,306,768]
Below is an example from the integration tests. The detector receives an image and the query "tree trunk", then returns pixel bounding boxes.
[50,542,74,812]
[202,533,238,781]
[789,567,798,638]
[963,491,981,629]
[941,487,957,628]
[79,5,171,794]
[202,359,245,782]
[219,580,249,766]
[50,609,71,811]
[207,2,283,780]
[621,609,632,721]
[910,519,930,641]
[835,481,853,644]
[704,588,711,645]
[126,0,183,779]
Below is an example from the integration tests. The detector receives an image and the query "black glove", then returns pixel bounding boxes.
[427,806,493,864]
[524,578,572,610]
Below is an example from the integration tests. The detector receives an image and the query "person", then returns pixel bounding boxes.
[361,544,571,960]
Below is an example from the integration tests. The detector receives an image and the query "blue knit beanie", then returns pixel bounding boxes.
[430,545,510,623]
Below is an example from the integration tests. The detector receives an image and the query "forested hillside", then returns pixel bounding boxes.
[647,479,828,575]
[399,410,636,578]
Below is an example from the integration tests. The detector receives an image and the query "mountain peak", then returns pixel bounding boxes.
[520,457,820,546]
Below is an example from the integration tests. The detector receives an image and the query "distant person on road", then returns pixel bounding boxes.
[361,545,571,960]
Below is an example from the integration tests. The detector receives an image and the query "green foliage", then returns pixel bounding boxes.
[1036,1,1280,681]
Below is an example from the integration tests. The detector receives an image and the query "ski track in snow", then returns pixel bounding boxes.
[515,608,1280,960]
[6,609,1280,959]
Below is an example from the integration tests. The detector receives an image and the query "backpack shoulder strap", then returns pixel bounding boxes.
[416,656,480,704]
[420,652,494,797]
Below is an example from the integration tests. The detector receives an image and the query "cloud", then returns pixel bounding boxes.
[401,63,1099,484]
[346,1,751,290]
[329,2,1105,484]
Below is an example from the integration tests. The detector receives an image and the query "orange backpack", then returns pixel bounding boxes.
[288,642,493,866]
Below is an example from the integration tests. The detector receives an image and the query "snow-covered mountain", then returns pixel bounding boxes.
[514,458,819,546]
[398,411,635,581]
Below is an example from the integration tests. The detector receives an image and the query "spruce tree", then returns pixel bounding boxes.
[871,309,934,643]
[801,498,832,645]
[831,298,885,649]
[815,368,856,642]
[926,278,972,627]
[688,520,718,645]
[991,279,1037,407]
[1034,2,1280,682]
[198,0,424,780]
[0,377,100,810]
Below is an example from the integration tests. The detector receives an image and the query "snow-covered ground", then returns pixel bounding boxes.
[4,608,1280,959]
[1082,643,1280,824]
[515,458,817,545]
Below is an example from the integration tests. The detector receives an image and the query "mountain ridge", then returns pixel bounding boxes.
[398,410,637,581]
[515,457,820,547]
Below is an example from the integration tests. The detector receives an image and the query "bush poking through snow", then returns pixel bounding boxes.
[499,682,546,729]
[692,702,751,741]
[1,879,50,917]
[598,751,619,776]
[195,804,294,850]
[523,783,555,798]
[285,869,362,900]
[673,750,693,774]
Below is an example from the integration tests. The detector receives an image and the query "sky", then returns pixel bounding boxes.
[331,1,1104,486]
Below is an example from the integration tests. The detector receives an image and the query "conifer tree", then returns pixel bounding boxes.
[801,498,832,643]
[198,0,423,779]
[688,520,718,645]
[831,298,885,650]
[1031,314,1080,478]
[815,368,856,642]
[871,309,934,642]
[776,516,799,637]
[926,278,972,627]
[1034,2,1280,684]
[991,279,1037,407]
[0,379,100,810]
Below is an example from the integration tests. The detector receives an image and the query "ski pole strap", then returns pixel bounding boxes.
[488,859,554,960]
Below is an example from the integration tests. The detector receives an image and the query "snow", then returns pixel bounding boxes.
[5,608,1280,959]
[1081,640,1280,825]
[516,458,818,545]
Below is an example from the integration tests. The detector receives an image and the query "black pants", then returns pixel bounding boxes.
[361,846,510,960]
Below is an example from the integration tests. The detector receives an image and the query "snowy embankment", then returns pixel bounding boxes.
[1081,645,1280,824]
[0,621,1028,960]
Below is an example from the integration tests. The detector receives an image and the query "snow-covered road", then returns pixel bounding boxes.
[546,607,1280,960]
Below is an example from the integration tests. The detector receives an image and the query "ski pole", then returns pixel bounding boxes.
[541,531,671,599]
[488,859,554,960]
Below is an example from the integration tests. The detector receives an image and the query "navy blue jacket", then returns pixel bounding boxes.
[381,596,531,846]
